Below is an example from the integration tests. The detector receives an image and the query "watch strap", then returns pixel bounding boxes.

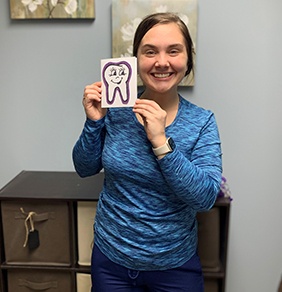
[152,138,173,156]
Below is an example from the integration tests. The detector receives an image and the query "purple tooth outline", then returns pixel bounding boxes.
[102,61,132,105]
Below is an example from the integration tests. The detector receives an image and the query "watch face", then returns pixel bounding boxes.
[168,137,175,151]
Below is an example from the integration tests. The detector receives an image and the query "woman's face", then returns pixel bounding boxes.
[137,22,188,94]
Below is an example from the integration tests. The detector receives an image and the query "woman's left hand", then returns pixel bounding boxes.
[133,99,167,148]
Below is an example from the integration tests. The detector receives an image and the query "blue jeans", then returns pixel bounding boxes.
[91,245,204,292]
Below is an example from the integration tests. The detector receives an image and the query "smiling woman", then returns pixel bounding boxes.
[73,12,222,292]
[9,0,95,19]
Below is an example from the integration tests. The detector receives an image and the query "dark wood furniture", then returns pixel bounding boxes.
[201,197,231,292]
[0,171,230,292]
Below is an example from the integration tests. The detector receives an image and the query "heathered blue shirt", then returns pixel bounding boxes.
[72,95,222,271]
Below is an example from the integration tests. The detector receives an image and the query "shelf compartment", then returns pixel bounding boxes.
[7,269,73,292]
[1,201,71,267]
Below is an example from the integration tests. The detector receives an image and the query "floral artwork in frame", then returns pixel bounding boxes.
[112,0,198,86]
[10,0,95,19]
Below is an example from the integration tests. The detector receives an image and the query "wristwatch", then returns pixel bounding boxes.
[152,137,175,156]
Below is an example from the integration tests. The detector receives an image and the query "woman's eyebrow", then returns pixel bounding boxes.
[167,43,185,49]
[140,44,157,49]
[141,43,184,49]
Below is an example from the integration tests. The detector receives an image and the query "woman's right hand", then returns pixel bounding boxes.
[83,81,107,121]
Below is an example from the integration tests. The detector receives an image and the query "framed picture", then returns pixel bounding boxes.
[10,0,95,19]
[112,0,198,86]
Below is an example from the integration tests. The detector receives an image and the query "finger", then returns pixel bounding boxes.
[84,92,101,101]
[133,102,158,113]
[134,100,165,116]
[83,86,102,104]
[84,88,101,97]
[133,104,165,118]
[134,99,161,109]
[83,96,101,109]
[87,81,102,90]
[84,82,102,95]
[92,81,102,87]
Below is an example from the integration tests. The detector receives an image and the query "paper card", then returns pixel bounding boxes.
[101,57,137,108]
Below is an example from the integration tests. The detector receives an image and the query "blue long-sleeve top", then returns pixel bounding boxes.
[72,95,222,271]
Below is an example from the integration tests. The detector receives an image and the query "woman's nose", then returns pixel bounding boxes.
[155,53,169,67]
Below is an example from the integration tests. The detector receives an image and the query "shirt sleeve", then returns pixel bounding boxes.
[72,117,106,177]
[157,113,222,211]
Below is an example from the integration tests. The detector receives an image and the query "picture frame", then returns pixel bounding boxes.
[9,0,95,20]
[112,0,198,86]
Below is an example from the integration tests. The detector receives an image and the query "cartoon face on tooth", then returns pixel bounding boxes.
[102,61,132,105]
[108,66,126,85]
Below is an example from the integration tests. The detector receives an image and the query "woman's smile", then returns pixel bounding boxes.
[152,72,173,79]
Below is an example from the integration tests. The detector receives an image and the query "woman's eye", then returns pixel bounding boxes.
[169,50,179,56]
[145,50,156,56]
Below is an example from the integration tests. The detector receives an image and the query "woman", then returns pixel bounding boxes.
[73,12,222,292]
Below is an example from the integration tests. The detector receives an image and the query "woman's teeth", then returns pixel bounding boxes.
[153,73,171,78]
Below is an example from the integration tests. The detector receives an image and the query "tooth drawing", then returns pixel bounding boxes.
[101,57,137,108]
[102,61,132,106]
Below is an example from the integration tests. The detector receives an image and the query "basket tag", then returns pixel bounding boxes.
[28,229,40,250]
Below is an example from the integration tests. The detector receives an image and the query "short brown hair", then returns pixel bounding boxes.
[133,12,194,76]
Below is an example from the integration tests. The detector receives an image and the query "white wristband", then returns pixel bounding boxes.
[152,137,173,156]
